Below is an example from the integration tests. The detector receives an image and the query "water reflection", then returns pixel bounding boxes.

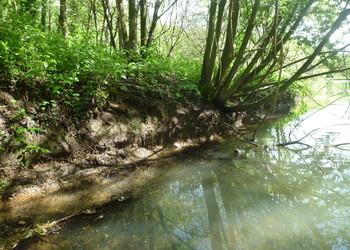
[29,147,350,249]
[27,102,350,249]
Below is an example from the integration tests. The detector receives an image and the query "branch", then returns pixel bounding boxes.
[158,0,178,19]
[248,44,350,84]
[297,67,350,81]
[275,141,312,148]
[333,143,350,148]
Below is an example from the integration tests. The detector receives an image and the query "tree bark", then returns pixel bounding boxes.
[58,0,67,37]
[225,8,350,112]
[101,0,117,49]
[215,0,240,89]
[200,0,219,93]
[116,0,128,50]
[41,0,47,30]
[128,0,138,50]
[140,0,148,47]
[214,0,261,104]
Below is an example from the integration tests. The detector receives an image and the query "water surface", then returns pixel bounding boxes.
[27,82,350,249]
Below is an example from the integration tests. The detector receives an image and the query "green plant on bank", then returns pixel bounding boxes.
[5,125,50,167]
[0,179,9,195]
[0,15,201,120]
[0,101,50,167]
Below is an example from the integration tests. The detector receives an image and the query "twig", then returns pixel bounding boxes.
[275,141,311,148]
[83,208,111,231]
[315,162,325,174]
[236,136,261,147]
[333,143,350,149]
[334,143,350,147]
[288,95,347,139]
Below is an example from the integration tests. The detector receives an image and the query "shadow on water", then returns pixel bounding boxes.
[21,83,350,249]
[22,136,350,249]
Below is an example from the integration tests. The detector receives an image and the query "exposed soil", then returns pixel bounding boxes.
[0,84,293,249]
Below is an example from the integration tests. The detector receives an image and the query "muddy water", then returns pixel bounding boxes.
[25,85,350,249]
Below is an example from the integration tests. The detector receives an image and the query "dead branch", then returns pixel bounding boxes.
[236,136,261,147]
[333,143,350,149]
[275,141,312,148]
[108,102,128,113]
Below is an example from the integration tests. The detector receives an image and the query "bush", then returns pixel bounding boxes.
[0,11,202,120]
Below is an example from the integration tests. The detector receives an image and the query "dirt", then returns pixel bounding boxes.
[0,86,246,248]
[0,84,294,248]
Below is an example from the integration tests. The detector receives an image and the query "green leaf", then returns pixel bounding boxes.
[15,127,27,135]
[25,145,50,153]
[14,137,26,144]
[40,148,50,153]
[28,127,44,133]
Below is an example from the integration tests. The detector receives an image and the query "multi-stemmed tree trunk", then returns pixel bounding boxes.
[101,0,117,49]
[115,0,178,50]
[200,0,350,111]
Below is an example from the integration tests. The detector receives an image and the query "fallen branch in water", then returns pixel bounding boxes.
[275,141,312,148]
[333,143,350,149]
[288,95,347,139]
[83,208,112,231]
[315,162,325,174]
[236,136,261,147]
[334,142,350,147]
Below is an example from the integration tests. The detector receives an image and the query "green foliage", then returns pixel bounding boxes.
[0,11,202,122]
[0,179,8,189]
[0,179,9,195]
[0,101,50,167]
[107,47,201,101]
[5,125,50,167]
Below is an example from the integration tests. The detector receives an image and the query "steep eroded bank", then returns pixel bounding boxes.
[0,83,294,248]
[0,85,248,248]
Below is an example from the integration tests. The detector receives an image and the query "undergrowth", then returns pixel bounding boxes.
[0,13,201,123]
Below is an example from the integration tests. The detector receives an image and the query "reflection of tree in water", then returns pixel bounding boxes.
[152,147,350,249]
[33,145,350,249]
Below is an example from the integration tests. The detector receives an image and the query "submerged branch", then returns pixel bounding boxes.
[236,136,261,147]
[275,141,312,148]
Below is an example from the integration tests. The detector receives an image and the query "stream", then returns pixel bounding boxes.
[24,82,350,249]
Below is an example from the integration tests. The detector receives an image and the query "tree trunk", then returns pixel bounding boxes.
[146,0,161,47]
[48,0,52,30]
[140,0,147,47]
[200,0,219,94]
[116,0,128,50]
[213,0,261,104]
[58,0,67,37]
[128,0,138,50]
[225,8,350,112]
[214,0,240,91]
[101,0,117,49]
[41,0,47,30]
